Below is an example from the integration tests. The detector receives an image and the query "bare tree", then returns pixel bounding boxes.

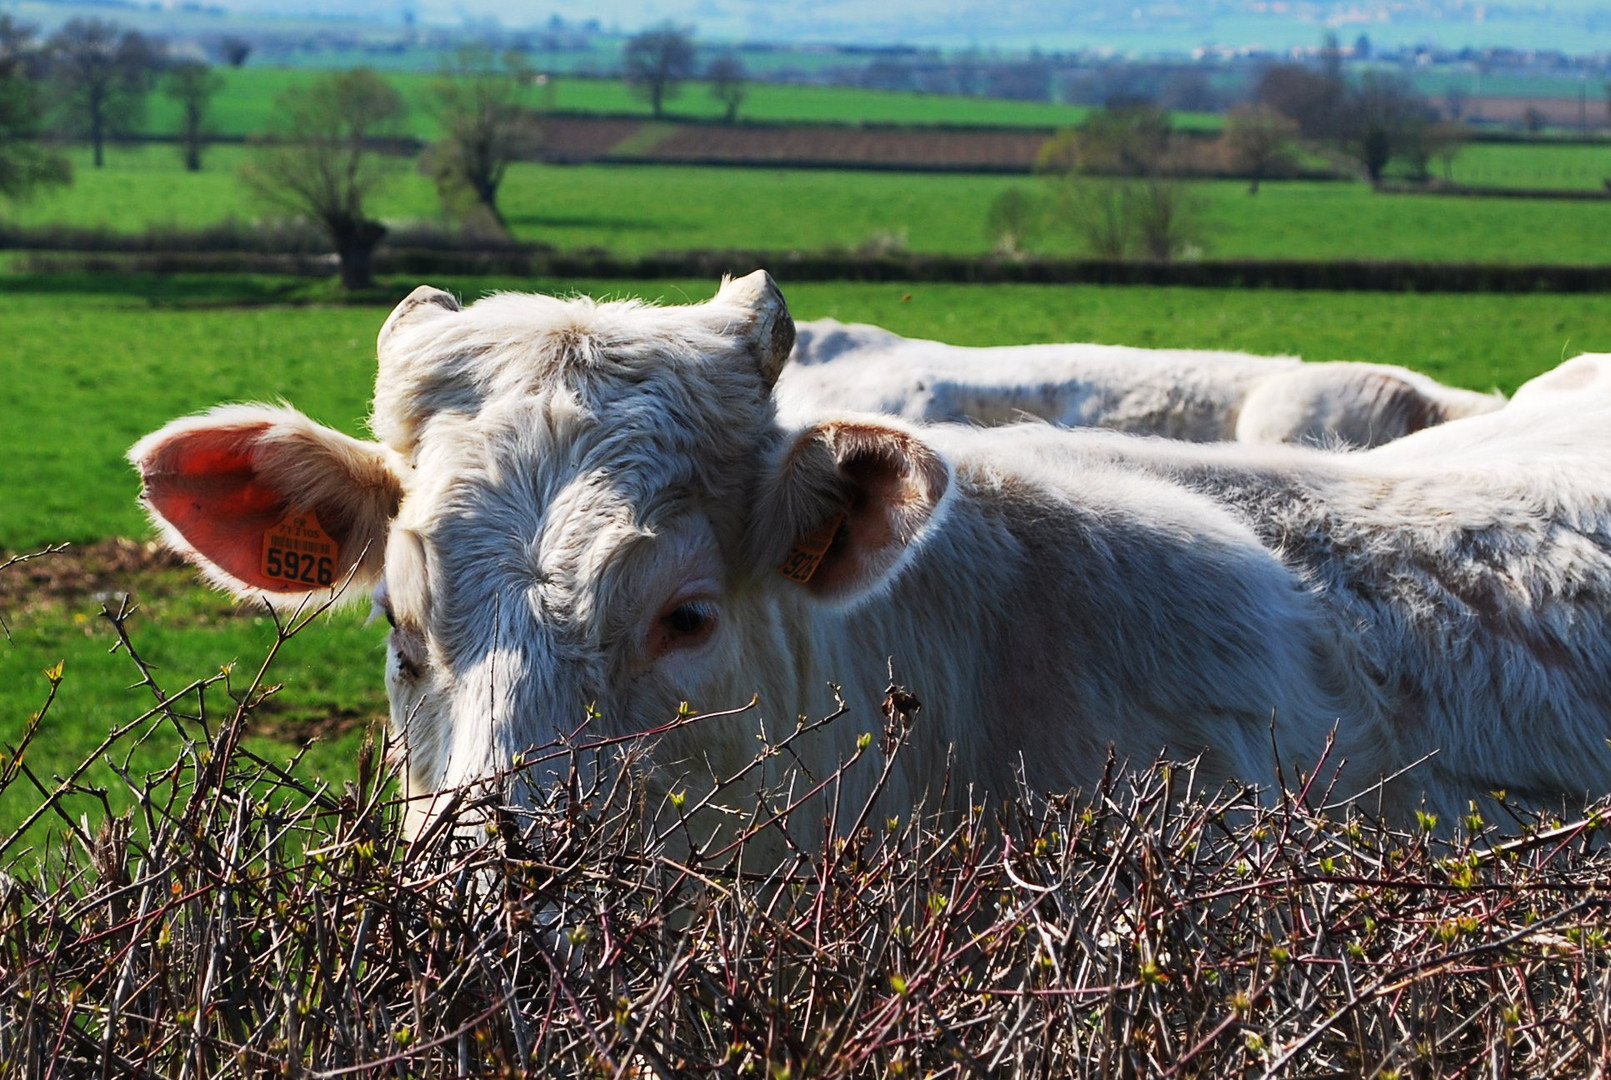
[1131,177,1206,260]
[1398,120,1468,183]
[1158,68,1222,113]
[1343,71,1436,183]
[240,68,406,290]
[0,16,70,202]
[0,15,48,80]
[164,59,222,172]
[1254,61,1345,141]
[1221,102,1300,194]
[1044,173,1132,258]
[217,35,251,68]
[1443,83,1469,121]
[422,45,538,233]
[623,23,696,118]
[48,18,156,168]
[706,53,746,123]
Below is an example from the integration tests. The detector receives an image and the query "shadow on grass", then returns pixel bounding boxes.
[503,211,674,233]
[2,269,721,310]
[1,271,434,309]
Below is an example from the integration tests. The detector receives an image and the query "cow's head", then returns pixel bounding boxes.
[131,273,950,835]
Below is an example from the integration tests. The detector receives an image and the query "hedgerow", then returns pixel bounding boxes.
[3,547,1611,1078]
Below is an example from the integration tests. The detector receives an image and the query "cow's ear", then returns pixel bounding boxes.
[759,420,950,601]
[130,404,403,605]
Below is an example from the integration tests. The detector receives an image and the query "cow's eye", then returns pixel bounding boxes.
[652,599,718,655]
[371,580,397,629]
[373,599,397,629]
[666,603,711,635]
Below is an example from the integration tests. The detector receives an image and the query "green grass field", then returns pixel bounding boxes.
[1447,140,1611,189]
[11,145,1611,265]
[139,67,1156,140]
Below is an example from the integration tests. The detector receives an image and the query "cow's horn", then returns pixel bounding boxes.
[716,270,795,390]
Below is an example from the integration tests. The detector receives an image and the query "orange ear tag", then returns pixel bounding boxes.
[260,509,340,590]
[777,511,847,584]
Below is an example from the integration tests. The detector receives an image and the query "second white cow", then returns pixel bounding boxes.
[780,318,1504,448]
[131,274,1611,844]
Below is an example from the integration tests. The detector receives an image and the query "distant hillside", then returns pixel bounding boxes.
[211,0,1611,53]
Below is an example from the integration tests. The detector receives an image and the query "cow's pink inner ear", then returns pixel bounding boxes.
[142,425,320,593]
[778,423,948,600]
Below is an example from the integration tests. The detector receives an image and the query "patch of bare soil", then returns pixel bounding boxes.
[648,123,1050,169]
[249,703,382,748]
[1447,95,1607,129]
[534,116,1290,176]
[0,538,188,614]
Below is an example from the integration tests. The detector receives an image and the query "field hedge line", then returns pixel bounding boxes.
[19,242,1611,294]
[1379,181,1611,201]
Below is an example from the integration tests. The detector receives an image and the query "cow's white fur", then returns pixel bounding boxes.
[131,277,1611,845]
[780,318,1504,447]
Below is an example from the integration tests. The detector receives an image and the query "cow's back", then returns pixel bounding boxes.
[780,320,1294,439]
[891,386,1611,820]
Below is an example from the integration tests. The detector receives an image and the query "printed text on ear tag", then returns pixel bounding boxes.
[777,511,847,584]
[260,509,339,589]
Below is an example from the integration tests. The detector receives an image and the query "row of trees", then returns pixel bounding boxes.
[1251,41,1463,185]
[0,13,229,195]
[623,23,748,121]
[995,42,1472,263]
[1,16,742,290]
[245,50,537,289]
[0,18,1521,285]
[0,14,537,290]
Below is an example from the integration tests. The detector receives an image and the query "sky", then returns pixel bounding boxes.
[21,0,1611,54]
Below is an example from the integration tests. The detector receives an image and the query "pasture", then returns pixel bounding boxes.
[11,145,1611,265]
[137,67,1190,138]
[1444,139,1611,190]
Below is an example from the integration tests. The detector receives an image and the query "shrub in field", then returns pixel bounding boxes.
[5,548,1611,1077]
[1036,107,1209,261]
[984,186,1038,255]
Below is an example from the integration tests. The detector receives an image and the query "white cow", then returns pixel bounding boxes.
[131,274,1611,844]
[780,318,1504,448]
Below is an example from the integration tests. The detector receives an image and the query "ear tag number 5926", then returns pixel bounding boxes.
[261,509,339,589]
